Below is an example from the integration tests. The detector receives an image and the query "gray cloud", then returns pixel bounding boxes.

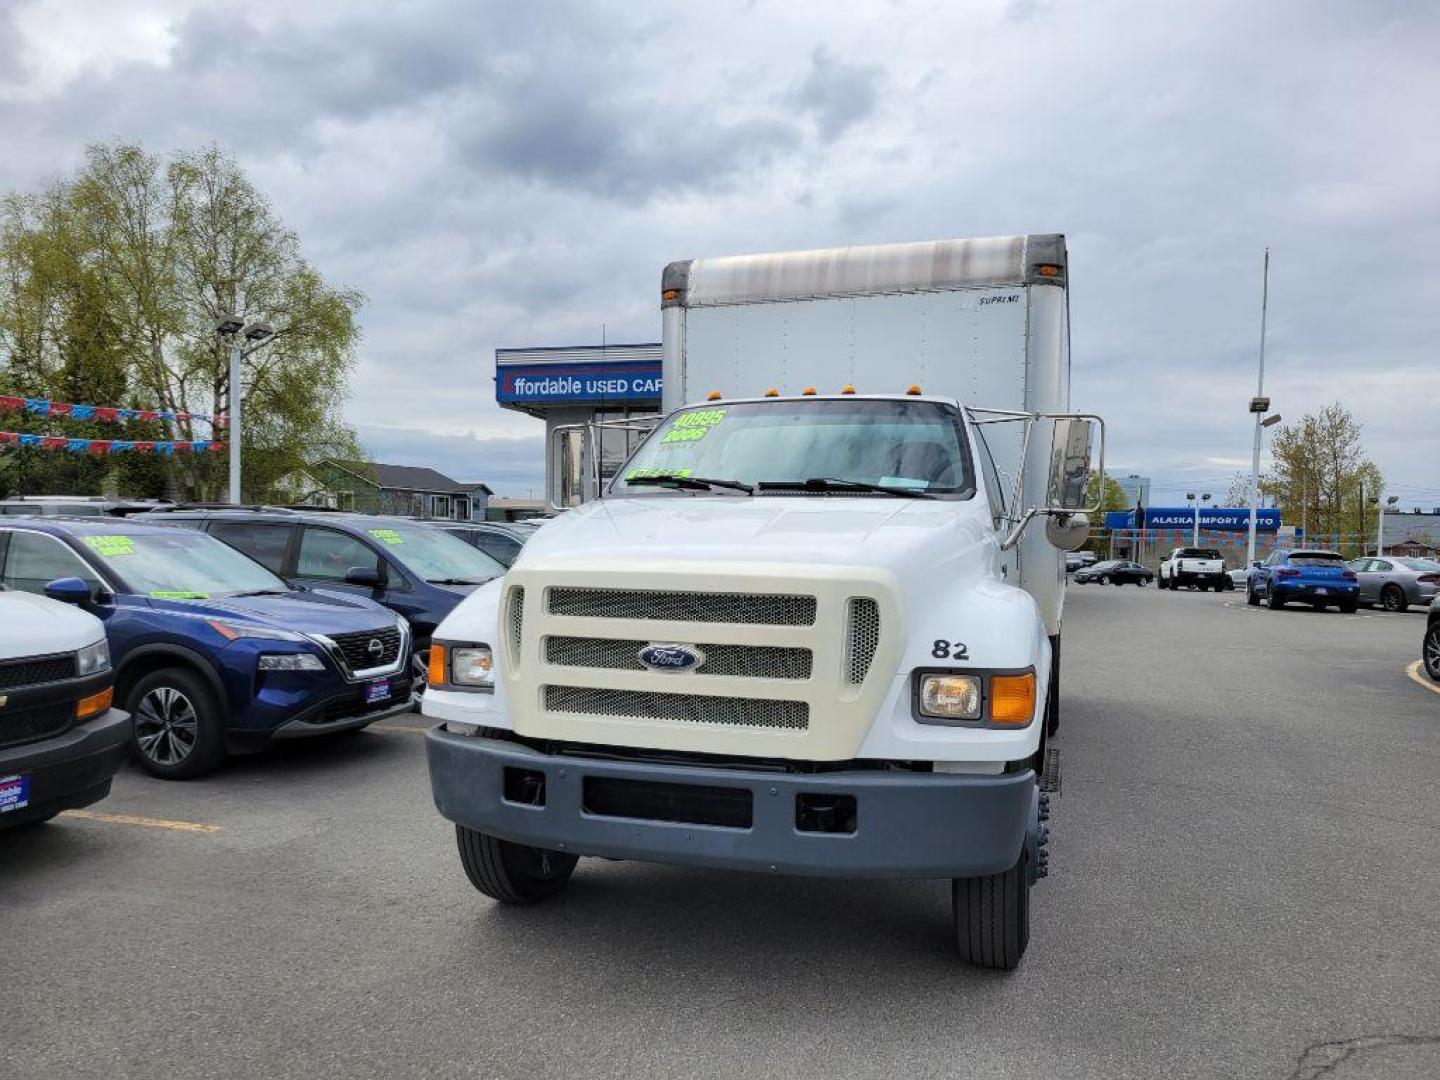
[790,47,881,141]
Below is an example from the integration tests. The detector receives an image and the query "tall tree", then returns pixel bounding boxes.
[0,144,365,501]
[1261,403,1383,547]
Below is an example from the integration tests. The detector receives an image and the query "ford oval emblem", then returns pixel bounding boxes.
[638,643,705,673]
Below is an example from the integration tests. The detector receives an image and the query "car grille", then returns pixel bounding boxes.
[543,685,809,730]
[0,701,73,750]
[547,587,817,626]
[0,652,77,691]
[328,627,402,672]
[545,636,813,680]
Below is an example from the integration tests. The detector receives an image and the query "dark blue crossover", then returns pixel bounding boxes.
[132,507,505,687]
[1246,548,1359,612]
[0,518,414,779]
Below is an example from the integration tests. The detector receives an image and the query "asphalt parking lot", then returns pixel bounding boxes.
[4,586,1439,1080]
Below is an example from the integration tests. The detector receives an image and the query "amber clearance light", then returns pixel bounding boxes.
[989,673,1036,726]
[76,686,113,720]
[428,644,448,686]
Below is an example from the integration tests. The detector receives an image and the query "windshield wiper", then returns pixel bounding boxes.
[757,477,935,499]
[229,589,290,597]
[625,474,754,495]
[427,577,487,586]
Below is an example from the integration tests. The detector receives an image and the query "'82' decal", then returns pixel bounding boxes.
[930,639,969,660]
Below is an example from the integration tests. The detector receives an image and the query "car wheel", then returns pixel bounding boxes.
[1247,582,1260,606]
[1266,584,1284,610]
[1381,585,1409,613]
[953,849,1031,970]
[1098,575,1110,585]
[127,667,227,780]
[1424,625,1440,682]
[1339,599,1358,614]
[455,825,578,903]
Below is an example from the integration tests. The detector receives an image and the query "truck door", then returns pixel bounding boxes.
[972,424,1019,585]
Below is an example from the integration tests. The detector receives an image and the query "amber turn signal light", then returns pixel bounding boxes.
[428,644,447,686]
[76,686,113,720]
[989,673,1036,726]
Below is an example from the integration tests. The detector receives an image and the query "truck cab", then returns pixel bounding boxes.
[423,235,1101,969]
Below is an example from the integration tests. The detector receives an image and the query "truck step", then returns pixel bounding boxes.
[1040,745,1062,794]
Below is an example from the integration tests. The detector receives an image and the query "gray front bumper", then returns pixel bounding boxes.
[426,727,1035,879]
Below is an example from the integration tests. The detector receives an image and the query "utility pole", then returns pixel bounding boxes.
[1246,249,1271,568]
[214,315,277,504]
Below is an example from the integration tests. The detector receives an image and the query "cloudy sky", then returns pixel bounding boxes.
[1,0,1436,506]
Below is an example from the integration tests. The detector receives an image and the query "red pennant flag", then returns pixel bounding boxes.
[41,436,67,450]
[49,402,73,416]
[137,410,158,422]
[0,431,17,444]
[0,396,22,413]
[212,415,229,427]
[87,440,112,456]
[134,441,155,454]
[172,441,191,453]
[93,406,119,422]
[175,411,190,422]
[210,440,227,453]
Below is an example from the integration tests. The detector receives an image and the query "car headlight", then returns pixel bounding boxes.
[258,653,326,672]
[76,639,111,676]
[208,619,306,642]
[918,674,982,720]
[430,642,494,691]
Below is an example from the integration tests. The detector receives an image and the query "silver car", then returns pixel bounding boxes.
[1348,556,1440,612]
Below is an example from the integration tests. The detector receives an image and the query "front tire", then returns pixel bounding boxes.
[1247,583,1261,606]
[455,825,578,904]
[1381,585,1409,613]
[127,667,227,780]
[953,852,1030,970]
[1424,625,1440,682]
[1266,584,1285,610]
[1098,574,1111,585]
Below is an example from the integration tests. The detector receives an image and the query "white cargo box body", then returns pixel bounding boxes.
[660,234,1071,634]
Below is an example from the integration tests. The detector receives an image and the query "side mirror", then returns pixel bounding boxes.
[1251,561,1263,569]
[344,566,383,588]
[1045,513,1090,552]
[44,576,92,604]
[1045,418,1096,512]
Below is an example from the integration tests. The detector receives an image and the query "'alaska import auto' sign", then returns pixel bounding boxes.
[1104,507,1282,532]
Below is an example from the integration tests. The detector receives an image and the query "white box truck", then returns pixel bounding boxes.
[424,234,1102,968]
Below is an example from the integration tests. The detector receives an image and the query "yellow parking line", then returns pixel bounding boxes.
[59,809,220,833]
[1406,660,1440,697]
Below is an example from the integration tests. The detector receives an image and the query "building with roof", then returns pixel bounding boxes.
[1378,509,1440,556]
[295,460,492,520]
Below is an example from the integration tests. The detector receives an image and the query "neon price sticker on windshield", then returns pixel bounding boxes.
[627,466,693,480]
[660,408,725,444]
[368,529,405,545]
[149,591,210,600]
[83,535,135,557]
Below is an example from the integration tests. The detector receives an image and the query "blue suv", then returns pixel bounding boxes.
[1246,548,1359,612]
[0,518,414,778]
[134,507,505,686]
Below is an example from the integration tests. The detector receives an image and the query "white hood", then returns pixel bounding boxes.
[0,591,106,657]
[517,494,998,581]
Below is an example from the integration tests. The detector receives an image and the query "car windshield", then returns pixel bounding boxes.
[1396,557,1440,571]
[612,398,972,496]
[364,524,504,583]
[1289,553,1345,566]
[80,529,289,598]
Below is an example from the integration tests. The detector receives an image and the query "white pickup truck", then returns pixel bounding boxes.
[1158,547,1228,591]
[423,234,1103,968]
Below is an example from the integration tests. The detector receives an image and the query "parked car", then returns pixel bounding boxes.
[1,495,174,517]
[0,518,413,778]
[1064,551,1098,573]
[134,507,505,688]
[1073,559,1153,586]
[1423,601,1440,683]
[1227,566,1249,590]
[441,520,541,568]
[1158,547,1227,591]
[1246,549,1358,611]
[0,588,130,828]
[1348,556,1440,613]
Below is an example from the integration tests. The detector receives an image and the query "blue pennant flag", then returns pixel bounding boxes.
[67,439,89,453]
[109,440,134,454]
[24,398,49,415]
[70,404,96,420]
[18,433,42,447]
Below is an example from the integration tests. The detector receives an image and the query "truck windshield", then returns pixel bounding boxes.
[613,399,973,497]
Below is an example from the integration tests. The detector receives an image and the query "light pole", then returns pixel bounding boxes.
[1246,249,1271,569]
[1194,493,1211,546]
[214,315,277,504]
[1377,495,1398,556]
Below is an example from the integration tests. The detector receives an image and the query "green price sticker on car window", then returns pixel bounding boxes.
[149,591,210,600]
[83,535,135,557]
[368,529,404,545]
[659,408,726,445]
[626,466,694,480]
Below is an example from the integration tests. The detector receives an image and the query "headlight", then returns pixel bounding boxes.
[76,639,111,676]
[208,619,306,642]
[258,653,326,672]
[918,674,982,720]
[451,645,494,688]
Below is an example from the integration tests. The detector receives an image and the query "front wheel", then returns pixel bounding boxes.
[1423,625,1440,682]
[1247,583,1261,606]
[953,853,1030,969]
[455,825,578,904]
[1098,574,1111,585]
[127,667,227,780]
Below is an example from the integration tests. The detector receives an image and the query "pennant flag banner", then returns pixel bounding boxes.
[0,431,224,455]
[0,395,227,426]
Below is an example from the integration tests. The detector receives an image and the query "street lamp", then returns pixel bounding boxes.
[1377,494,1399,556]
[214,314,278,504]
[1246,249,1272,569]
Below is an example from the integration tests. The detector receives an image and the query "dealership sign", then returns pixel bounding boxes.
[1104,507,1283,532]
[497,360,662,404]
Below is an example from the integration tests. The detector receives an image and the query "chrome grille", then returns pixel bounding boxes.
[547,587,816,626]
[543,685,809,730]
[545,636,812,679]
[845,598,880,684]
[329,627,402,671]
[506,586,525,663]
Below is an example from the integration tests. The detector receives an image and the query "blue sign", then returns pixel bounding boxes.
[497,360,662,404]
[1104,506,1283,533]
